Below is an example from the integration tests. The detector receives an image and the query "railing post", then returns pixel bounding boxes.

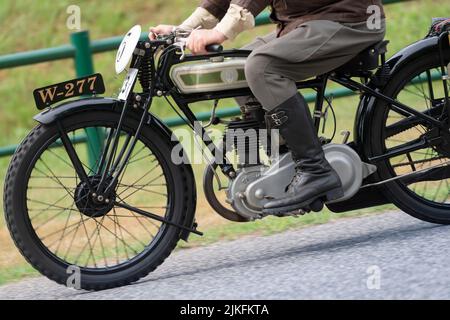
[70,30,104,171]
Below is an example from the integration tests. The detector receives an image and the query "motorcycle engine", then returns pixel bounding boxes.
[227,144,377,220]
[204,102,377,221]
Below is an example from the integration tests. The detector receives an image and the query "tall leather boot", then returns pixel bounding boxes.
[263,93,344,215]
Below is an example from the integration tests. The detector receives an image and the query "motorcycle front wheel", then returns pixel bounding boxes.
[4,109,192,290]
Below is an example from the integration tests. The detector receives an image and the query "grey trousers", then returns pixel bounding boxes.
[239,20,386,111]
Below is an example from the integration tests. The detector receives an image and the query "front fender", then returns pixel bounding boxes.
[34,97,123,125]
[34,97,197,241]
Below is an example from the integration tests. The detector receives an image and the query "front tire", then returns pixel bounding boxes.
[4,110,193,290]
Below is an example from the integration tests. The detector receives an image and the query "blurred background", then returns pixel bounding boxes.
[0,0,449,284]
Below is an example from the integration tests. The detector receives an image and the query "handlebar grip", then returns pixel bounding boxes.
[206,44,223,53]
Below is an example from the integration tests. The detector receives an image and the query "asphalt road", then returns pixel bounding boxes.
[1,210,450,300]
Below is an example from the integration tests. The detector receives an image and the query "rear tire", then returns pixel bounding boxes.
[369,52,450,224]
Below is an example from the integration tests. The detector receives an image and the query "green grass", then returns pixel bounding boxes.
[0,265,37,286]
[0,0,449,285]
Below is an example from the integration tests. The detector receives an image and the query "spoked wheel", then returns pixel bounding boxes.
[4,110,193,290]
[369,52,450,223]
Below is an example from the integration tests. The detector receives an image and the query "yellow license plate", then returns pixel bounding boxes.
[33,73,105,110]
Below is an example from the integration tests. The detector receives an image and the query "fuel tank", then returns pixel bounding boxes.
[170,57,248,94]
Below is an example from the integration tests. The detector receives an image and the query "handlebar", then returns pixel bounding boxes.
[155,31,224,54]
[205,44,224,53]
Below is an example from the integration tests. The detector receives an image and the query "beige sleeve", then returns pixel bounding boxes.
[214,4,255,40]
[178,7,220,30]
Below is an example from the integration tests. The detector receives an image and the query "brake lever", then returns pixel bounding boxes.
[174,39,187,60]
[172,27,223,59]
[173,26,207,60]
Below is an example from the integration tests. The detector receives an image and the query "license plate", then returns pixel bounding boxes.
[118,68,139,101]
[33,73,105,110]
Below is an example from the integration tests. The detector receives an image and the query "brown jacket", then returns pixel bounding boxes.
[200,0,385,36]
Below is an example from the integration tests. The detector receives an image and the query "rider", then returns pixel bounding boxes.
[149,1,386,214]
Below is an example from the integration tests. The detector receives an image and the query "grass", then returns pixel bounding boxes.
[0,0,449,285]
[0,266,37,286]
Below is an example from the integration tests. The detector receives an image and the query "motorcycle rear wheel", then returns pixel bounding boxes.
[369,52,450,224]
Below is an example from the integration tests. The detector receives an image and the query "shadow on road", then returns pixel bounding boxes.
[73,217,445,296]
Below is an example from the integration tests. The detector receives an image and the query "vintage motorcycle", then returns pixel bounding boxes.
[4,21,450,290]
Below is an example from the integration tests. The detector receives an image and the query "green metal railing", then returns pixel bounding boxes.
[0,0,409,158]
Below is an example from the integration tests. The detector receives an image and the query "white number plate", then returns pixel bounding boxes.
[118,68,139,101]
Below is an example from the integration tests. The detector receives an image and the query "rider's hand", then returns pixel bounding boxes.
[186,29,227,55]
[149,25,175,40]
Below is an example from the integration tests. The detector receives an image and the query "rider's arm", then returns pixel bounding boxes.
[200,0,271,40]
[179,7,220,30]
[214,4,255,40]
[199,0,269,20]
[184,0,270,54]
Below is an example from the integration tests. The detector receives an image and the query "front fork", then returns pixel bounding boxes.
[84,44,152,197]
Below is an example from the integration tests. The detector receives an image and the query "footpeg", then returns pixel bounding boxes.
[309,199,324,212]
[274,209,307,218]
[295,199,323,214]
[264,198,326,217]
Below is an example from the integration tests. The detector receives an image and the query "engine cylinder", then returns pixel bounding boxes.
[224,103,266,166]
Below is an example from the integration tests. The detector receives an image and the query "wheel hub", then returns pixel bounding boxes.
[75,175,117,218]
[426,122,450,158]
[428,102,450,157]
[437,132,450,156]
